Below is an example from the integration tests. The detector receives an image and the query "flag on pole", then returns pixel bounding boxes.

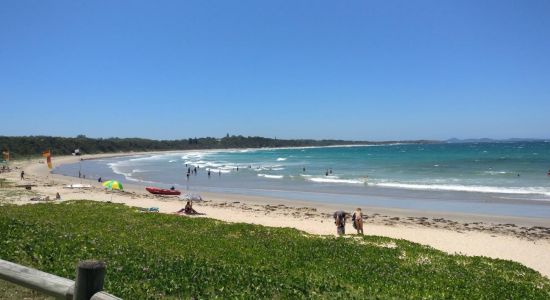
[42,150,53,169]
[2,150,8,162]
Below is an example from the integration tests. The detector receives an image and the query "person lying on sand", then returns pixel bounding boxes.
[175,201,201,215]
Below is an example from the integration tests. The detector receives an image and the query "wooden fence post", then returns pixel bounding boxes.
[73,260,106,300]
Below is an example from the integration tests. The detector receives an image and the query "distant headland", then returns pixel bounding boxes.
[0,135,438,159]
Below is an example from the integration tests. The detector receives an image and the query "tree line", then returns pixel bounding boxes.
[0,135,437,159]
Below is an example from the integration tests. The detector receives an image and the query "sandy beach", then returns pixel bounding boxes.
[1,152,550,278]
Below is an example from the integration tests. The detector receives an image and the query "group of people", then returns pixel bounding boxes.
[333,208,364,235]
[0,165,10,173]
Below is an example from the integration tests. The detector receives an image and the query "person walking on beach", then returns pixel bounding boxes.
[333,210,347,235]
[20,170,24,180]
[352,208,364,235]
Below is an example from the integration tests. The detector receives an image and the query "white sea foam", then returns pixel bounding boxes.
[108,162,155,184]
[373,182,550,196]
[306,177,365,184]
[201,162,224,168]
[257,174,284,179]
[207,168,232,174]
[108,162,131,178]
[483,171,510,175]
[127,154,166,162]
[181,151,208,160]
[277,157,287,161]
[253,165,284,171]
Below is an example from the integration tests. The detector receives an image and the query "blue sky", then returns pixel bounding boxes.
[1,1,549,141]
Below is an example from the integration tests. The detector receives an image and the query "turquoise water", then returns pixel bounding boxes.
[55,142,550,218]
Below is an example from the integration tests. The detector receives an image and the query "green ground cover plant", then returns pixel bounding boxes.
[1,201,549,299]
[0,279,53,300]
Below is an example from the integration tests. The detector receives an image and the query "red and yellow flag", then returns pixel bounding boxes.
[42,150,52,169]
[2,150,8,161]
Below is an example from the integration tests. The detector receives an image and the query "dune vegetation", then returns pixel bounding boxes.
[0,201,549,299]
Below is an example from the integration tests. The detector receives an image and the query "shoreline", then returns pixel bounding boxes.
[56,150,550,219]
[1,151,550,278]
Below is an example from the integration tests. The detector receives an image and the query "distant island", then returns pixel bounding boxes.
[0,135,438,159]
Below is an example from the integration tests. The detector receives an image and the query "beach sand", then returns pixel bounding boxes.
[1,153,550,278]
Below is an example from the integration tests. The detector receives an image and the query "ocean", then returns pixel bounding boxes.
[54,142,550,218]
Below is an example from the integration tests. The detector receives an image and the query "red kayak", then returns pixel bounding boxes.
[146,187,181,195]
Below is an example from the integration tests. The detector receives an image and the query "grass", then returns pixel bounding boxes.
[0,201,549,299]
[0,279,54,300]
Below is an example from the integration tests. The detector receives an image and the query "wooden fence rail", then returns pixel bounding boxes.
[0,258,121,300]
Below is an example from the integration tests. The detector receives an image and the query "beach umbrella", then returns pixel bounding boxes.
[102,180,123,191]
[180,192,202,202]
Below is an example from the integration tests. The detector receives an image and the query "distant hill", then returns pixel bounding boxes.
[0,135,439,159]
[446,138,549,143]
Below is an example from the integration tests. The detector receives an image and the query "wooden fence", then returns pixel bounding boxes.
[0,258,121,300]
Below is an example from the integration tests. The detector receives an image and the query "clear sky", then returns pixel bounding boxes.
[1,1,549,141]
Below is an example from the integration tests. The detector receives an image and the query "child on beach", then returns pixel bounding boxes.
[352,208,364,235]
